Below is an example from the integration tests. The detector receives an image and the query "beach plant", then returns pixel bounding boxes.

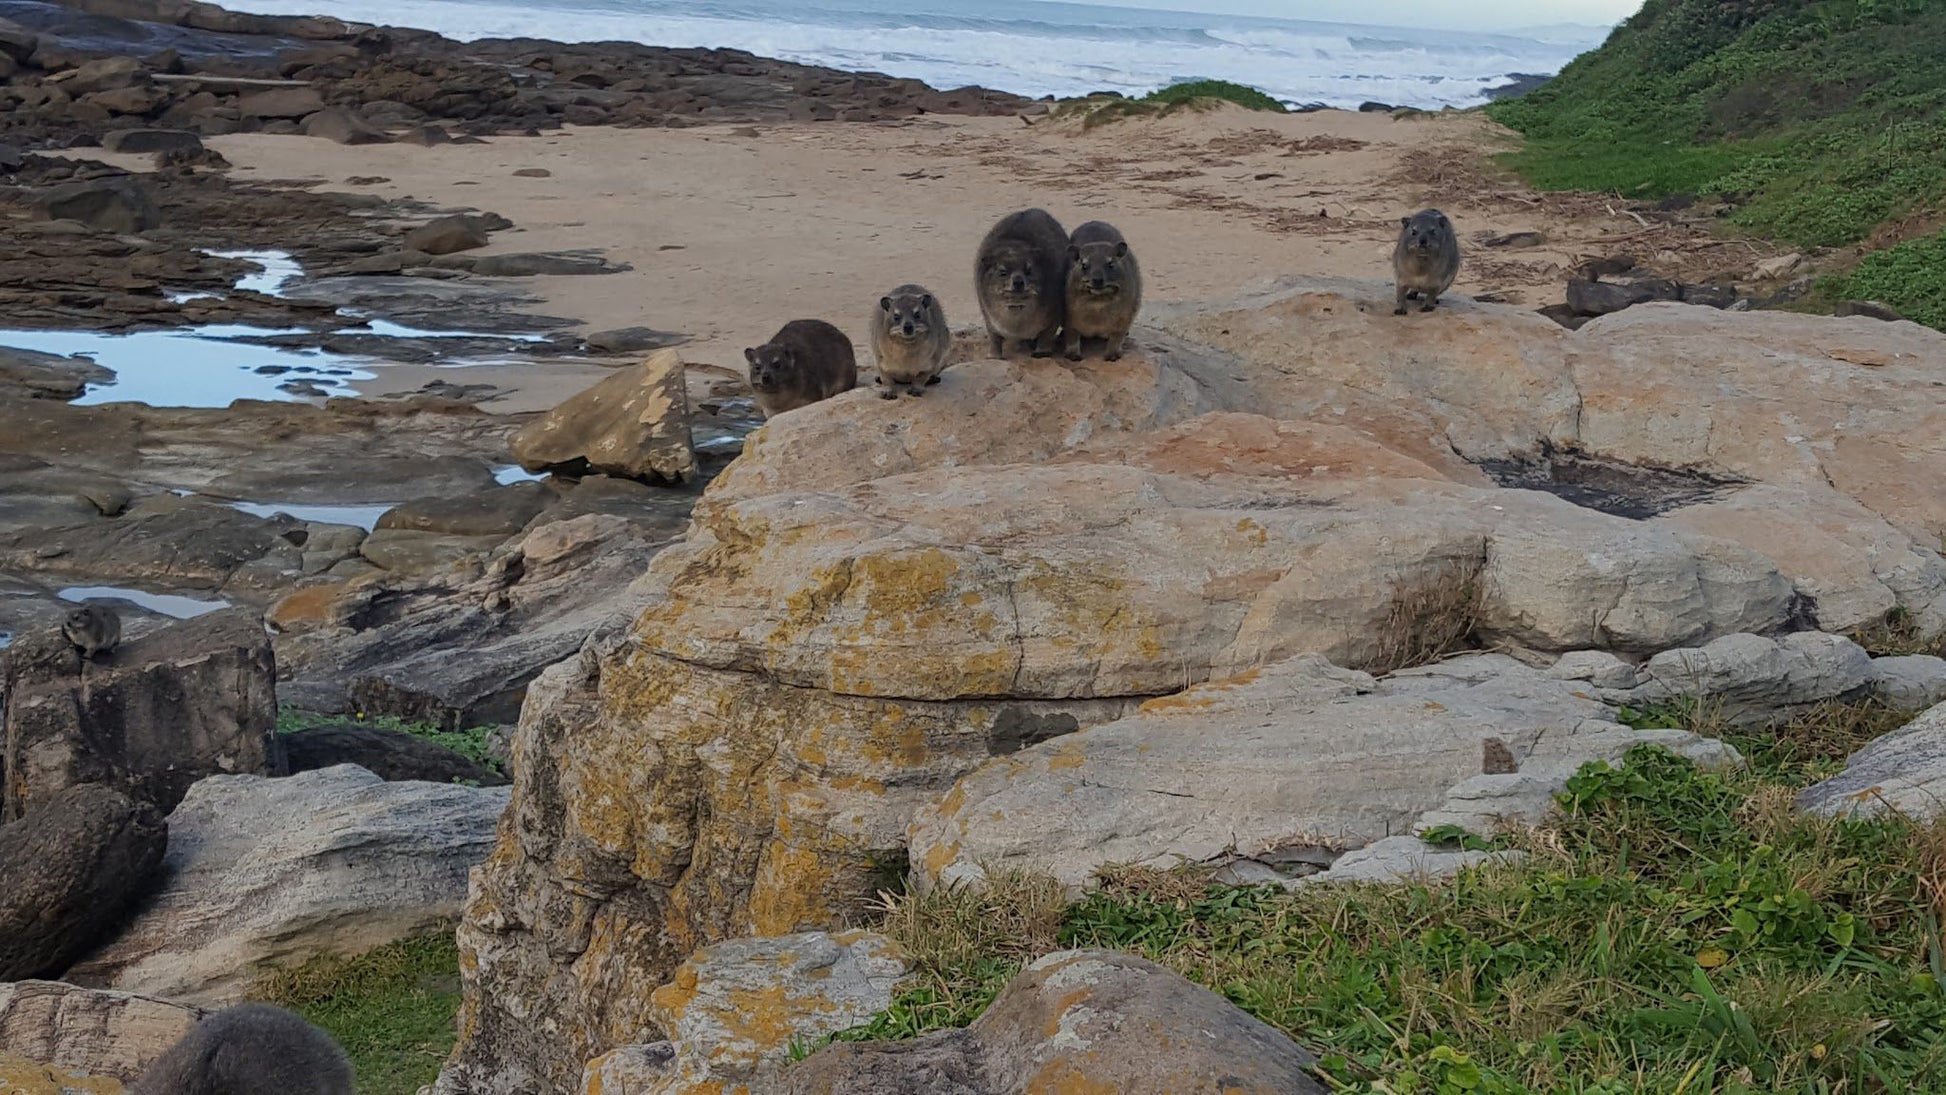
[252,932,464,1095]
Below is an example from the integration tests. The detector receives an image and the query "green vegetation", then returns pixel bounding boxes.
[275,708,503,776]
[855,704,1946,1093]
[253,933,464,1095]
[1143,79,1288,113]
[1486,0,1946,326]
[1824,230,1946,328]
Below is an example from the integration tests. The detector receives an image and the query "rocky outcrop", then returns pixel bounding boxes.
[1798,702,1946,820]
[510,350,696,484]
[67,765,507,1004]
[0,786,166,981]
[906,654,1731,895]
[2,608,277,820]
[0,981,204,1083]
[439,282,1946,1093]
[780,949,1325,1095]
[1607,632,1876,723]
[578,931,907,1095]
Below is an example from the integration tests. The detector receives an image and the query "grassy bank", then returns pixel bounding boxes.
[1485,0,1946,327]
[254,933,464,1095]
[850,701,1946,1093]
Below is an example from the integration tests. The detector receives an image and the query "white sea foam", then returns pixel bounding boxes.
[221,0,1608,110]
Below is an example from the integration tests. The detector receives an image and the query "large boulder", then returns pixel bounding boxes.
[66,765,507,1003]
[31,178,160,234]
[2,608,278,820]
[907,654,1732,895]
[510,349,696,484]
[0,980,204,1083]
[0,785,167,981]
[438,281,1946,1093]
[1797,702,1946,819]
[577,931,907,1095]
[780,949,1325,1095]
[1610,631,1876,723]
[404,214,491,256]
[278,721,508,786]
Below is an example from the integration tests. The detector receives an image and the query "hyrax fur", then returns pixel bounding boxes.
[870,285,950,398]
[130,1003,355,1095]
[744,319,858,417]
[1062,221,1142,361]
[975,208,1069,358]
[1393,208,1461,315]
[62,603,120,660]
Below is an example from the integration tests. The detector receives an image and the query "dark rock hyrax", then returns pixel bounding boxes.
[975,208,1068,358]
[62,602,121,660]
[1393,209,1461,315]
[870,285,950,398]
[130,1003,355,1095]
[1063,220,1142,361]
[744,319,858,418]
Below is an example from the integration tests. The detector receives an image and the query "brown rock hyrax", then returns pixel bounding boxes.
[1393,208,1461,315]
[744,319,858,417]
[1063,221,1142,361]
[62,603,120,659]
[975,208,1068,358]
[131,1003,355,1095]
[870,285,950,398]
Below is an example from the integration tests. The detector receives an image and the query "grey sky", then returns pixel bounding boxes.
[1068,0,1643,33]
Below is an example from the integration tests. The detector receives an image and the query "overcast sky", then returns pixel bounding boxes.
[1067,0,1643,32]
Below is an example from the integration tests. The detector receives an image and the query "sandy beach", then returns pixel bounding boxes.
[193,105,1763,405]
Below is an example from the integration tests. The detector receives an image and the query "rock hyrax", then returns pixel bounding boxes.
[130,1003,355,1095]
[1393,208,1461,315]
[744,319,858,418]
[870,285,950,398]
[975,208,1069,358]
[62,603,120,660]
[1063,220,1142,361]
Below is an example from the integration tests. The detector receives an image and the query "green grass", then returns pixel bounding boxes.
[847,704,1946,1093]
[276,708,503,777]
[253,933,464,1095]
[1142,79,1287,113]
[1485,0,1946,327]
[1822,229,1946,328]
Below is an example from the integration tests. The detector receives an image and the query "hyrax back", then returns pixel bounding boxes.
[1393,208,1461,315]
[745,318,858,417]
[975,208,1069,358]
[1063,220,1142,361]
[130,1003,355,1095]
[870,285,951,398]
[62,603,121,659]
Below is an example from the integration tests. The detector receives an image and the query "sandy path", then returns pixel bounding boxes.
[206,107,1754,402]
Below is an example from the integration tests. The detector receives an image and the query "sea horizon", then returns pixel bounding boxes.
[219,0,1615,111]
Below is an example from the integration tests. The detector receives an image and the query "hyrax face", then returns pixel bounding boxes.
[1070,240,1132,296]
[1400,211,1453,254]
[981,245,1045,307]
[744,343,797,395]
[881,292,936,340]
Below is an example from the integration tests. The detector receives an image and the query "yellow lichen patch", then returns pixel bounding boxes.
[935,783,968,819]
[1045,742,1088,771]
[749,840,851,935]
[1023,1058,1121,1095]
[265,582,351,631]
[1235,517,1270,545]
[924,839,963,877]
[1137,668,1262,714]
[650,965,703,1018]
[0,1054,122,1095]
[1042,988,1097,1037]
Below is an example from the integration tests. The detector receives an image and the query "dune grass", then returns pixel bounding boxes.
[849,702,1946,1093]
[1142,79,1287,113]
[1053,79,1287,128]
[252,933,464,1095]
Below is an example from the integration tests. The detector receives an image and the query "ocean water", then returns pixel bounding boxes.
[221,0,1610,110]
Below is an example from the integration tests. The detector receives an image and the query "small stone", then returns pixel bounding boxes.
[1754,252,1805,280]
[512,167,551,177]
[102,128,204,155]
[404,214,491,256]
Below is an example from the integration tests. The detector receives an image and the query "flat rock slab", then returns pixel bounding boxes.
[1798,702,1946,820]
[0,981,204,1084]
[781,949,1325,1095]
[67,764,508,1004]
[510,349,695,484]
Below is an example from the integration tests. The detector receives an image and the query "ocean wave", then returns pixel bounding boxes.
[221,0,1596,110]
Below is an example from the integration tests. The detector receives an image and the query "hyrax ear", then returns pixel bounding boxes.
[744,347,758,365]
[1067,244,1081,262]
[880,296,893,311]
[1113,241,1128,257]
[919,294,932,309]
[1400,215,1412,227]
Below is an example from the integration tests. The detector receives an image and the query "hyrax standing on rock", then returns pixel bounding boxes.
[1393,209,1461,315]
[975,208,1069,358]
[745,318,858,418]
[870,285,951,398]
[1063,220,1142,361]
[131,1003,355,1095]
[62,603,120,660]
